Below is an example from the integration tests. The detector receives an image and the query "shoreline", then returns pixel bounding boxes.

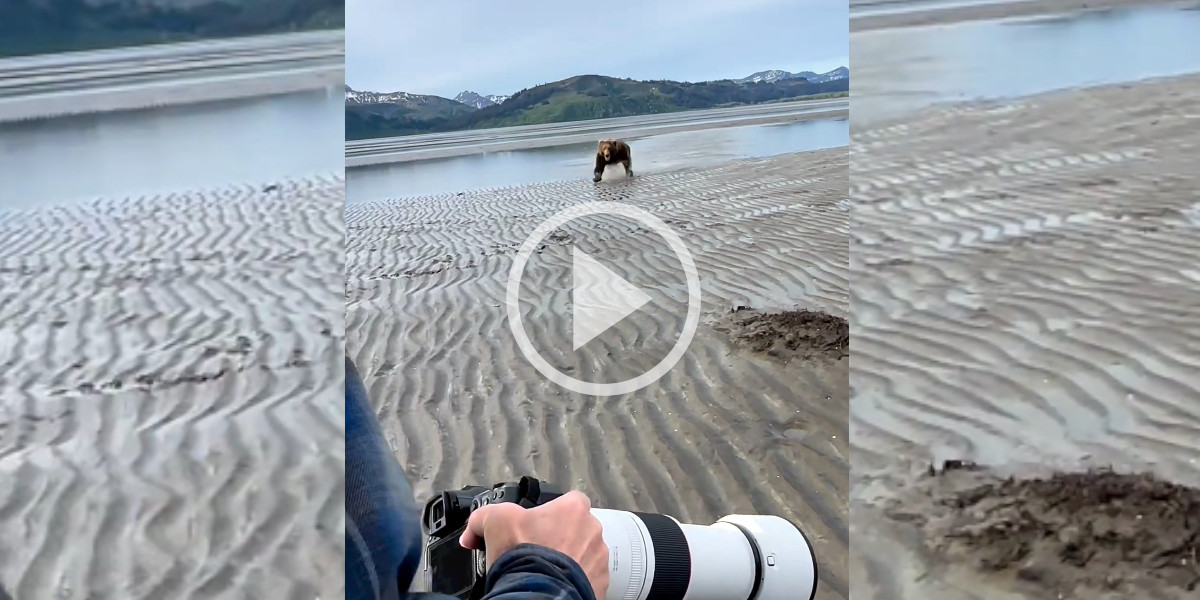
[0,170,344,215]
[0,30,344,123]
[345,99,848,167]
[851,0,1194,31]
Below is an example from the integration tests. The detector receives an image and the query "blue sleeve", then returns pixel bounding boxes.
[482,544,597,600]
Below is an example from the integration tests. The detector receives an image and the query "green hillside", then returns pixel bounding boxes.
[0,0,343,58]
[346,74,849,140]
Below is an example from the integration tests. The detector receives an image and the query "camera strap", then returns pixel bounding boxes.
[517,475,563,507]
[517,476,543,508]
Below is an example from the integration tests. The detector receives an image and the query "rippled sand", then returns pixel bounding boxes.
[0,178,345,599]
[850,75,1200,599]
[346,151,851,599]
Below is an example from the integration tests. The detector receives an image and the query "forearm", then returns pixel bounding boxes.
[482,544,597,600]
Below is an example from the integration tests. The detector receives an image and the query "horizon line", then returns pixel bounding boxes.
[346,65,850,97]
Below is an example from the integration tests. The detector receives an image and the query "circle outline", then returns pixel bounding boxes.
[506,201,701,396]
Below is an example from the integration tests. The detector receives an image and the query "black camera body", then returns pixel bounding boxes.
[421,476,563,599]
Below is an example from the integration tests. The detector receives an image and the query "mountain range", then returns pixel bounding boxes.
[737,66,849,84]
[345,67,850,140]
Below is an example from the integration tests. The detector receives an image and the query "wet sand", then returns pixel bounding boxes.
[345,150,850,599]
[0,179,345,598]
[851,0,1195,31]
[0,31,343,123]
[850,75,1200,598]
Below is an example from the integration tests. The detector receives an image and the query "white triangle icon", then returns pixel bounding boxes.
[572,248,652,351]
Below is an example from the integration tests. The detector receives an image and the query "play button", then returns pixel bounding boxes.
[506,201,702,397]
[572,248,653,351]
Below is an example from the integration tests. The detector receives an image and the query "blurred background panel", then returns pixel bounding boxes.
[0,2,345,599]
[850,1,1200,599]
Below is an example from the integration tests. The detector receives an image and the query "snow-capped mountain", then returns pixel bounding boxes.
[453,91,511,109]
[739,69,794,84]
[806,66,849,83]
[345,85,442,106]
[736,66,849,84]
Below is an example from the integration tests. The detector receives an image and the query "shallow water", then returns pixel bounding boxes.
[852,4,1200,122]
[0,89,343,211]
[345,116,849,202]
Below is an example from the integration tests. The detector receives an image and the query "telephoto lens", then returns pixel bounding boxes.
[591,509,818,600]
[421,478,818,600]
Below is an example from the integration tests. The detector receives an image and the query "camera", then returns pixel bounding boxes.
[422,476,819,600]
[421,476,564,599]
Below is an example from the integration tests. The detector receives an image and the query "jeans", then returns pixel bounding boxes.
[346,355,444,600]
[345,356,596,600]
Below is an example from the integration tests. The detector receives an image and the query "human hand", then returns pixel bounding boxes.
[459,490,610,599]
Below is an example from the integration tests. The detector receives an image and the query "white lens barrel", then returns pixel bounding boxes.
[592,509,655,600]
[590,509,818,600]
[715,515,818,600]
[675,523,757,600]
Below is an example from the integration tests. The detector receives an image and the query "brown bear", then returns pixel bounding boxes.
[593,139,633,182]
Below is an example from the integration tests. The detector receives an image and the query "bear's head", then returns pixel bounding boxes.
[598,140,619,162]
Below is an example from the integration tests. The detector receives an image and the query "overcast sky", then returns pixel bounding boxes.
[347,0,848,97]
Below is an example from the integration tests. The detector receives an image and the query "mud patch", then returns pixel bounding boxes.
[714,307,848,362]
[885,465,1200,597]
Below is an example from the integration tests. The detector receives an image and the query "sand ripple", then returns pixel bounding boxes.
[0,178,345,599]
[346,151,850,599]
[850,76,1200,598]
